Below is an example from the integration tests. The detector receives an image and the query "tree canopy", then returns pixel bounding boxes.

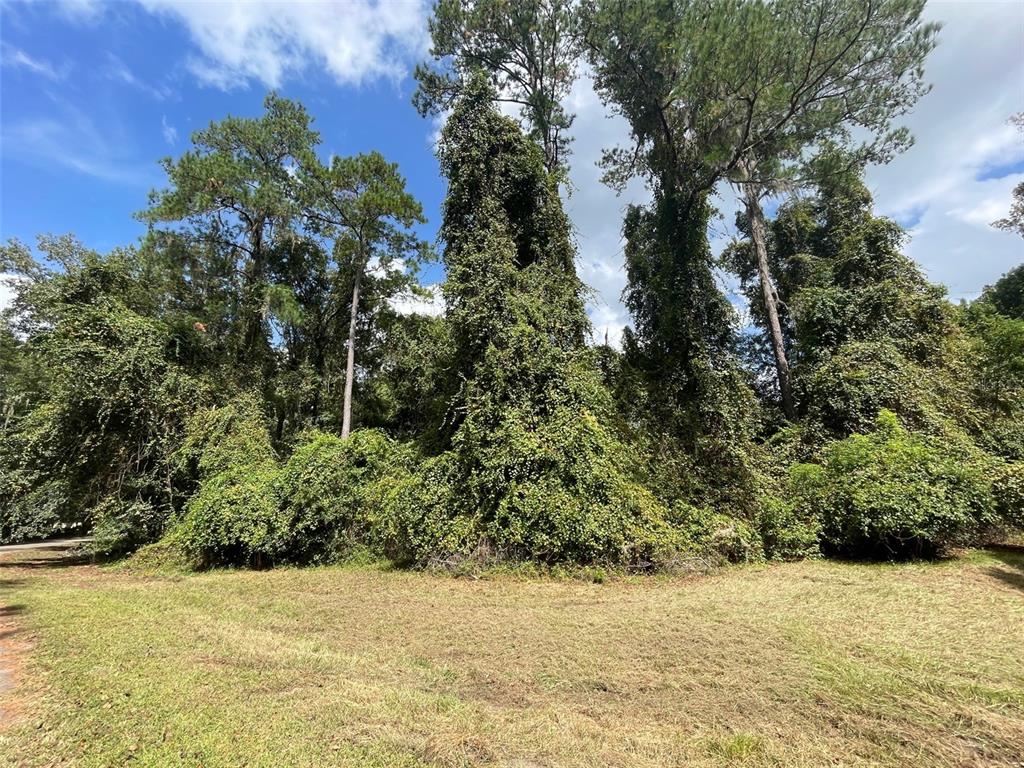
[1,1,1021,567]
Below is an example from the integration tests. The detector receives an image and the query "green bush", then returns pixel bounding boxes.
[166,395,283,567]
[171,467,283,567]
[756,497,821,560]
[378,452,476,566]
[791,410,996,558]
[0,472,79,544]
[274,429,410,563]
[670,503,764,564]
[90,498,164,557]
[992,461,1024,529]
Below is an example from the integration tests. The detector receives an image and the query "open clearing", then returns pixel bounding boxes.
[0,544,1022,767]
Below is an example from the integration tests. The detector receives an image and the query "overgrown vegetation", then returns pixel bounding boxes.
[1,0,1022,568]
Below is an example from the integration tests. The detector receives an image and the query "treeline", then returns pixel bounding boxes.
[1,0,1022,567]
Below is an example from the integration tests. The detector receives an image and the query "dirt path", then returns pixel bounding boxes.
[0,609,21,730]
[0,539,88,731]
[0,596,27,732]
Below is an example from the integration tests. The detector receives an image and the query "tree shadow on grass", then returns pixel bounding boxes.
[0,551,94,571]
[0,628,22,642]
[984,545,1024,592]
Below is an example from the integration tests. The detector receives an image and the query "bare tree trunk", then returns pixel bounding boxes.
[341,267,363,440]
[743,182,796,421]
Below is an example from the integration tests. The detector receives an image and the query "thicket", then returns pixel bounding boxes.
[1,0,1021,568]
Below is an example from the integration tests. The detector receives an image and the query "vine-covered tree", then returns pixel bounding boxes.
[980,264,1024,320]
[0,236,213,550]
[727,171,951,437]
[414,0,582,175]
[586,0,939,418]
[392,75,676,565]
[584,2,761,507]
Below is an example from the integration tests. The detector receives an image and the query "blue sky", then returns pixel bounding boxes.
[2,0,1023,343]
[1,0,446,284]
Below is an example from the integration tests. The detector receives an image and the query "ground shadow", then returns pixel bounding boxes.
[984,545,1024,592]
[0,606,25,618]
[0,552,94,571]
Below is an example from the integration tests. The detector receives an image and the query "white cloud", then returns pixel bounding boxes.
[161,115,178,145]
[864,1,1024,302]
[563,67,650,349]
[133,0,430,90]
[0,275,15,316]
[391,284,444,318]
[105,53,172,99]
[951,191,1018,229]
[1,45,63,80]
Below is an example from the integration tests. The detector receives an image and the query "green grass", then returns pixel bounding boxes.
[1,546,1023,767]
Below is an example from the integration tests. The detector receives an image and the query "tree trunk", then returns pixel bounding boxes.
[743,182,796,421]
[341,266,363,440]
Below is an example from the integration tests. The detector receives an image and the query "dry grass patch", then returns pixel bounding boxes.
[0,545,1022,767]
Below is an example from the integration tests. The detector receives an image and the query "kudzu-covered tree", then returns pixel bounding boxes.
[980,264,1024,321]
[0,236,214,550]
[390,75,677,565]
[584,2,763,510]
[726,172,951,439]
[586,0,939,419]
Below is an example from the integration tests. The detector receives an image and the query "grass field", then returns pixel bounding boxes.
[0,544,1022,767]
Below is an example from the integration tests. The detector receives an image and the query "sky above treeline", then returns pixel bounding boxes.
[1,0,1022,345]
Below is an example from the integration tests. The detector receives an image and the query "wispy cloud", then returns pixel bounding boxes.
[2,105,156,187]
[55,0,104,22]
[2,45,64,81]
[161,115,178,146]
[104,53,173,99]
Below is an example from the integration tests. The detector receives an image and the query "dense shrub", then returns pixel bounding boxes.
[992,461,1024,529]
[958,306,1024,460]
[167,395,283,567]
[381,419,683,568]
[275,429,412,563]
[90,498,163,557]
[755,497,822,561]
[171,467,283,567]
[790,410,997,558]
[671,503,764,564]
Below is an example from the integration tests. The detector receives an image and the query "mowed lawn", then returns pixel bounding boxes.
[1,545,1022,768]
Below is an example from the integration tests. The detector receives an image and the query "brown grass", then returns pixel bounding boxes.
[0,545,1022,767]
